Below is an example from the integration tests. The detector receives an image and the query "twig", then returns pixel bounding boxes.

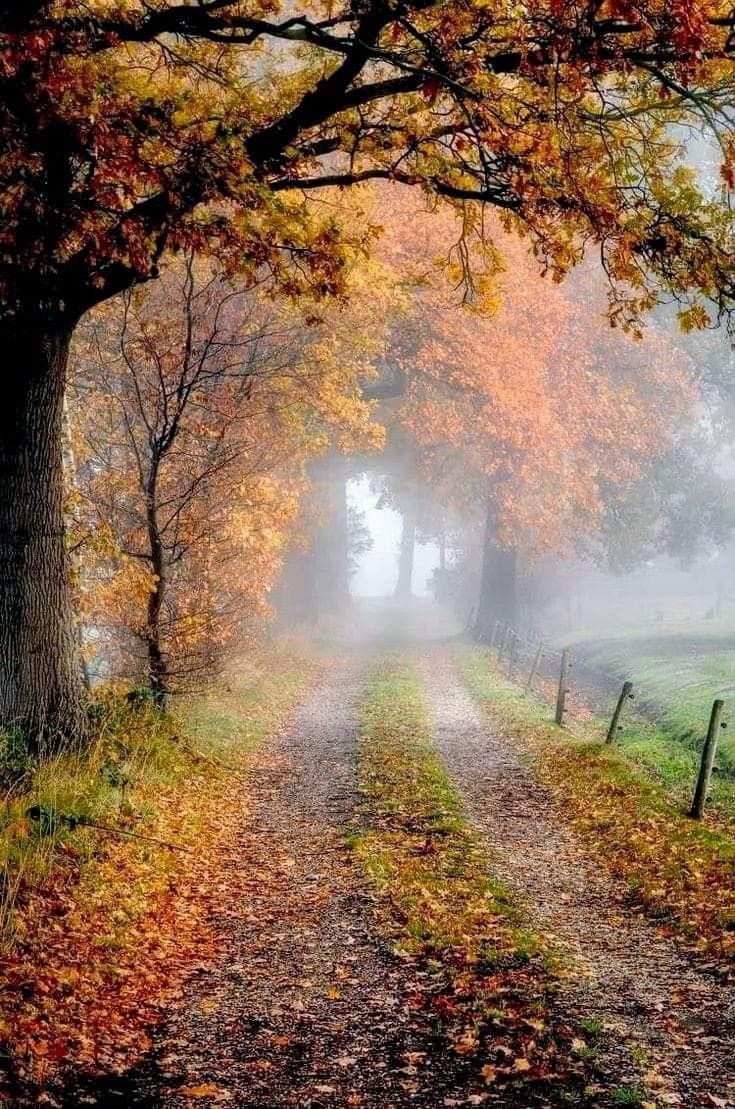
[79,817,193,854]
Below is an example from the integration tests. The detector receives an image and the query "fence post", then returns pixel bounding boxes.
[690,699,726,819]
[555,649,571,726]
[526,641,543,693]
[490,620,500,649]
[605,681,634,744]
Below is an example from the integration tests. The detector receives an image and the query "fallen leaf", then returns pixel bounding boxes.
[181,1084,231,1099]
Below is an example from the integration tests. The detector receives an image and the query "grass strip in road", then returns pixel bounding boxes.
[462,648,735,968]
[353,659,597,1105]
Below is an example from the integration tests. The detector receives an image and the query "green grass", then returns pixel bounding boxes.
[186,643,315,759]
[351,659,607,1103]
[611,1085,647,1107]
[552,629,735,818]
[482,634,735,821]
[461,648,735,963]
[569,632,735,743]
[464,645,735,823]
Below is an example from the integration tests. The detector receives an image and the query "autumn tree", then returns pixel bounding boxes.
[374,196,698,629]
[4,2,735,740]
[70,254,389,702]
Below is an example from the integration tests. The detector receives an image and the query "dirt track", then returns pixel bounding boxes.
[52,622,735,1108]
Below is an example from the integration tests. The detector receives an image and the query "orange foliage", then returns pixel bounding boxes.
[68,251,392,689]
[374,188,696,553]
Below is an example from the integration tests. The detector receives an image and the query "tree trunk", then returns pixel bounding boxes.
[0,319,87,749]
[145,470,168,710]
[395,508,416,599]
[311,453,352,618]
[61,393,91,691]
[476,495,518,635]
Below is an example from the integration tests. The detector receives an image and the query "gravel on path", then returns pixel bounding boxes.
[68,656,506,1108]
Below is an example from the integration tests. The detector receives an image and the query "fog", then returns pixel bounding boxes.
[348,477,439,599]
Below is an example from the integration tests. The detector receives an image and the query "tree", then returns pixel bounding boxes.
[70,254,390,701]
[375,197,698,630]
[4,2,735,740]
[591,434,735,573]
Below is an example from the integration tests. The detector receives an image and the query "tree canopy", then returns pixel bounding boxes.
[5,0,735,743]
[5,0,735,327]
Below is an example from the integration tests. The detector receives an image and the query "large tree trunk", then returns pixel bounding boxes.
[476,495,518,636]
[0,319,87,749]
[394,507,416,599]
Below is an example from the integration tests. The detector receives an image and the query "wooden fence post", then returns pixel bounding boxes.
[605,681,634,744]
[690,699,726,819]
[526,642,543,692]
[490,620,500,649]
[555,649,571,726]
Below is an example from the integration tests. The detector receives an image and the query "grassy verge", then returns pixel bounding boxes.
[462,648,735,967]
[352,660,596,1105]
[0,640,319,1098]
[564,629,735,783]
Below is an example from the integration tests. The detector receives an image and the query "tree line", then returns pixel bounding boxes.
[4,1,735,747]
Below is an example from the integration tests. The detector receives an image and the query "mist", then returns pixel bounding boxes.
[348,477,439,599]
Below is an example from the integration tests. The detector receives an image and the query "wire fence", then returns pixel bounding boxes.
[478,618,728,817]
[483,620,625,735]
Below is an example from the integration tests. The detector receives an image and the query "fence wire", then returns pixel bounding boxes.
[484,620,650,741]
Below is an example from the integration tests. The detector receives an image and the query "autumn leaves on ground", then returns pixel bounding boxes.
[2,607,735,1108]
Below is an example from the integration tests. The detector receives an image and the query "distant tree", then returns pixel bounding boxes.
[377,203,697,630]
[593,435,735,573]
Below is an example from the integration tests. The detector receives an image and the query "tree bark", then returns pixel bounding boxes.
[395,507,416,599]
[476,495,518,635]
[0,319,87,749]
[144,467,168,710]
